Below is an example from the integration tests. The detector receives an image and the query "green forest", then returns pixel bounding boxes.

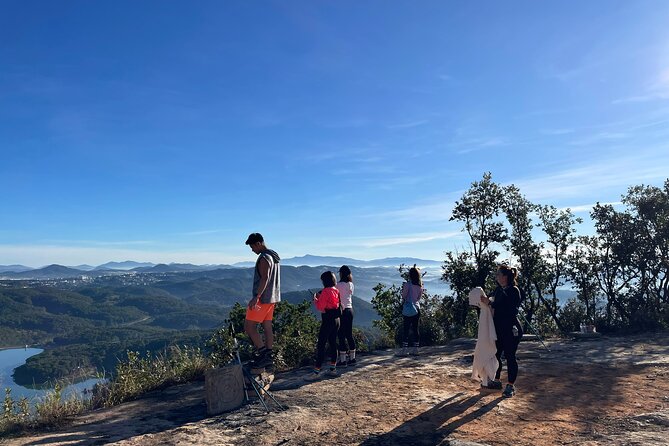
[0,282,377,385]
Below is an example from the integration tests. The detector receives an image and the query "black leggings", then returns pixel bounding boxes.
[316,314,340,368]
[402,311,420,346]
[495,330,520,383]
[338,308,356,351]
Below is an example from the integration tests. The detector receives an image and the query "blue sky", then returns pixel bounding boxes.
[2,1,669,267]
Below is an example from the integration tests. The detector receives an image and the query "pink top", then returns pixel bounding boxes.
[402,282,423,307]
[314,287,340,312]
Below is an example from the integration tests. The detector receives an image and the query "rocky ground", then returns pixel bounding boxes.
[2,333,668,446]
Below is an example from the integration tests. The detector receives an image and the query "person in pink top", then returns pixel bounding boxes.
[305,271,341,381]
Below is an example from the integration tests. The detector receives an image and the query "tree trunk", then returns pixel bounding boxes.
[204,364,246,415]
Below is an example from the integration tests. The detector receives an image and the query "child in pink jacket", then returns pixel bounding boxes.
[305,271,341,380]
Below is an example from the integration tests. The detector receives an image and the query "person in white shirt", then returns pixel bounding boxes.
[336,265,357,366]
[399,265,424,356]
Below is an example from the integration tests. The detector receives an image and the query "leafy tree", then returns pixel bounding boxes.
[449,172,508,287]
[442,173,507,335]
[590,203,638,326]
[566,236,601,325]
[371,283,403,344]
[501,185,550,330]
[537,205,582,332]
[622,181,669,326]
[440,251,478,334]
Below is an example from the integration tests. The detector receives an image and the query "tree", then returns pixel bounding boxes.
[566,236,600,325]
[590,203,638,326]
[440,251,478,334]
[501,185,550,330]
[371,283,403,345]
[442,173,507,334]
[449,172,508,287]
[537,205,582,332]
[622,181,669,325]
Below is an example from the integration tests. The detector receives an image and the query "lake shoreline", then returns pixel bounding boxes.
[0,345,40,352]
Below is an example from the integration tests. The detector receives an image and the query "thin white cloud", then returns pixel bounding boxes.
[373,192,463,224]
[41,239,156,247]
[514,151,669,202]
[301,146,379,165]
[560,202,623,214]
[360,232,462,248]
[612,93,669,104]
[317,117,371,129]
[612,67,669,104]
[177,229,228,237]
[452,137,509,154]
[569,132,629,146]
[387,120,429,129]
[541,128,576,136]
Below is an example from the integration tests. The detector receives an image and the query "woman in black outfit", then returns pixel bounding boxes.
[481,265,522,397]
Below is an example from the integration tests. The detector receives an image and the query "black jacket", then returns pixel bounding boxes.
[491,286,521,331]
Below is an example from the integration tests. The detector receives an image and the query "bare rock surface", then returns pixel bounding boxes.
[3,333,668,446]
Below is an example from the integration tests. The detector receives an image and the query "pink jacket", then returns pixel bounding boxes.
[315,287,340,312]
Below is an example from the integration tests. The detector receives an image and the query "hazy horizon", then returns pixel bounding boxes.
[1,253,445,270]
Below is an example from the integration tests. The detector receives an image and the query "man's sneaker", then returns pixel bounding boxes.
[303,369,322,381]
[347,358,357,366]
[325,367,338,377]
[502,384,515,398]
[251,348,273,369]
[481,380,503,390]
[409,345,419,356]
[396,345,409,357]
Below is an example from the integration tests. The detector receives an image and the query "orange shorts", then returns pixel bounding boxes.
[245,302,276,323]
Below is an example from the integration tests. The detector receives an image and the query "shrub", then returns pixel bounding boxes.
[94,346,209,408]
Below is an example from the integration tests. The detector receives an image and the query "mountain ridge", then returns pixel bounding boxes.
[0,256,441,278]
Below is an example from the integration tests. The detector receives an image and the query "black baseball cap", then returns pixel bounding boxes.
[245,233,264,245]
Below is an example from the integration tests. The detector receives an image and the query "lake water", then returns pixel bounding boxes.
[0,348,103,403]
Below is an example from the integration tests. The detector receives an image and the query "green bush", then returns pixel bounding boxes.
[558,298,587,333]
[1,384,88,436]
[94,346,209,408]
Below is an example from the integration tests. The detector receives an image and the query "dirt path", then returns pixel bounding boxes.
[3,334,668,446]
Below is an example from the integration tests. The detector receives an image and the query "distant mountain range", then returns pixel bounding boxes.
[0,255,441,278]
[234,254,442,268]
[0,264,34,273]
[95,261,157,270]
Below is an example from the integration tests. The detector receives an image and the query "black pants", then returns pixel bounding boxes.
[338,308,356,351]
[402,310,420,346]
[316,313,340,368]
[495,326,521,383]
